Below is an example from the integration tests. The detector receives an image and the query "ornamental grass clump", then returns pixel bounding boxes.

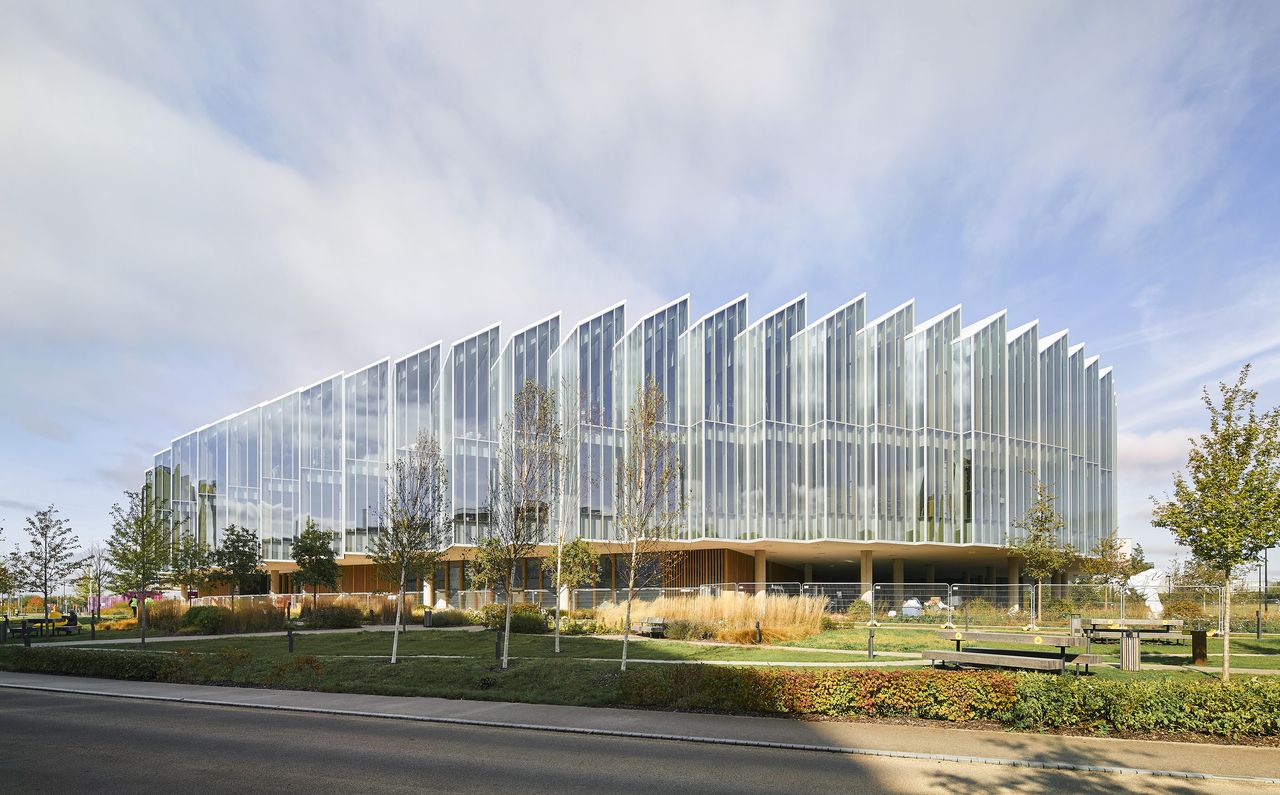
[594,592,828,642]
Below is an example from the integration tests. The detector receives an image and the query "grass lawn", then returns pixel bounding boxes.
[75,629,881,664]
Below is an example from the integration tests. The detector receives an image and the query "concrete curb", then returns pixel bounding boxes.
[2,681,1276,784]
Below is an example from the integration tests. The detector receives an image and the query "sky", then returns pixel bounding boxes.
[2,2,1279,567]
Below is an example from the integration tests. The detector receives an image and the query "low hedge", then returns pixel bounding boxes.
[616,666,1280,737]
[617,667,1017,723]
[1011,674,1280,737]
[4,645,1277,738]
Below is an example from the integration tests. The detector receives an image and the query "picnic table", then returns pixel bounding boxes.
[1083,618,1187,672]
[923,629,1103,674]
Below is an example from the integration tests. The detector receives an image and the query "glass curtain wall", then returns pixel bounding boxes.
[150,291,1117,566]
[736,296,806,539]
[1006,322,1040,542]
[300,375,343,553]
[906,307,961,543]
[343,361,388,555]
[792,297,865,541]
[443,326,499,545]
[864,302,914,542]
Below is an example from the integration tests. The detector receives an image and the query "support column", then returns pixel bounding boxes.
[754,550,767,591]
[860,550,874,602]
[558,586,571,612]
[269,571,281,595]
[424,579,435,610]
[1008,558,1021,612]
[985,566,996,586]
[925,564,935,584]
[803,563,813,584]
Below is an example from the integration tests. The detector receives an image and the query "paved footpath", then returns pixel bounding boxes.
[1,671,1276,784]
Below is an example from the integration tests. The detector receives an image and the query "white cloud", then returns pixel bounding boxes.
[1,3,1276,551]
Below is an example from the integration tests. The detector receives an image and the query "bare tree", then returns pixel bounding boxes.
[372,432,451,664]
[83,543,112,625]
[614,378,686,671]
[488,380,562,669]
[551,381,594,653]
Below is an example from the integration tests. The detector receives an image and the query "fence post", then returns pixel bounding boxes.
[287,628,294,653]
[867,625,874,660]
[1258,610,1263,640]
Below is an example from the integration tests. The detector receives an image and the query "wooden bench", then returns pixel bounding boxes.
[630,617,667,638]
[53,623,83,636]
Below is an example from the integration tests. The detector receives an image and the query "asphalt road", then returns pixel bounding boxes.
[0,689,1269,795]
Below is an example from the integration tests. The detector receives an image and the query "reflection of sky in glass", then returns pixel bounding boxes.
[150,293,1116,562]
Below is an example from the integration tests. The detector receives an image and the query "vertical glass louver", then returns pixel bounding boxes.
[150,292,1117,565]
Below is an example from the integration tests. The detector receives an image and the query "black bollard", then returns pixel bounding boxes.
[868,625,875,660]
[755,620,762,644]
[2,616,8,644]
[288,628,294,653]
[1258,610,1263,640]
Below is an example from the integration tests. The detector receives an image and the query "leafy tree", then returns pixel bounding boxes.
[1128,543,1154,575]
[106,489,172,645]
[1152,364,1280,682]
[212,524,265,605]
[613,378,686,671]
[1009,480,1074,627]
[554,538,599,605]
[18,506,80,621]
[1080,532,1130,587]
[469,536,506,593]
[372,432,451,664]
[170,532,214,602]
[292,519,341,613]
[487,381,562,669]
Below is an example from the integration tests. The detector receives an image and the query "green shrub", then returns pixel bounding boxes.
[480,603,547,633]
[665,619,716,641]
[0,647,183,682]
[304,606,364,629]
[1161,592,1209,628]
[179,606,231,635]
[426,609,474,627]
[617,667,1018,722]
[1011,674,1280,737]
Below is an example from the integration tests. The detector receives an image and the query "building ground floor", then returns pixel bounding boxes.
[254,540,1072,611]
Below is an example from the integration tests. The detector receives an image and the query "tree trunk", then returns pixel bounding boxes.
[554,536,564,654]
[313,584,318,615]
[1222,576,1231,683]
[139,589,148,647]
[501,559,517,670]
[391,568,405,664]
[621,540,639,672]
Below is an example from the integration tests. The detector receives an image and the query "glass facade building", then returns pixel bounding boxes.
[148,293,1116,583]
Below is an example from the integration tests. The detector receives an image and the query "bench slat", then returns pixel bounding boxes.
[923,649,1063,671]
[936,630,1080,647]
